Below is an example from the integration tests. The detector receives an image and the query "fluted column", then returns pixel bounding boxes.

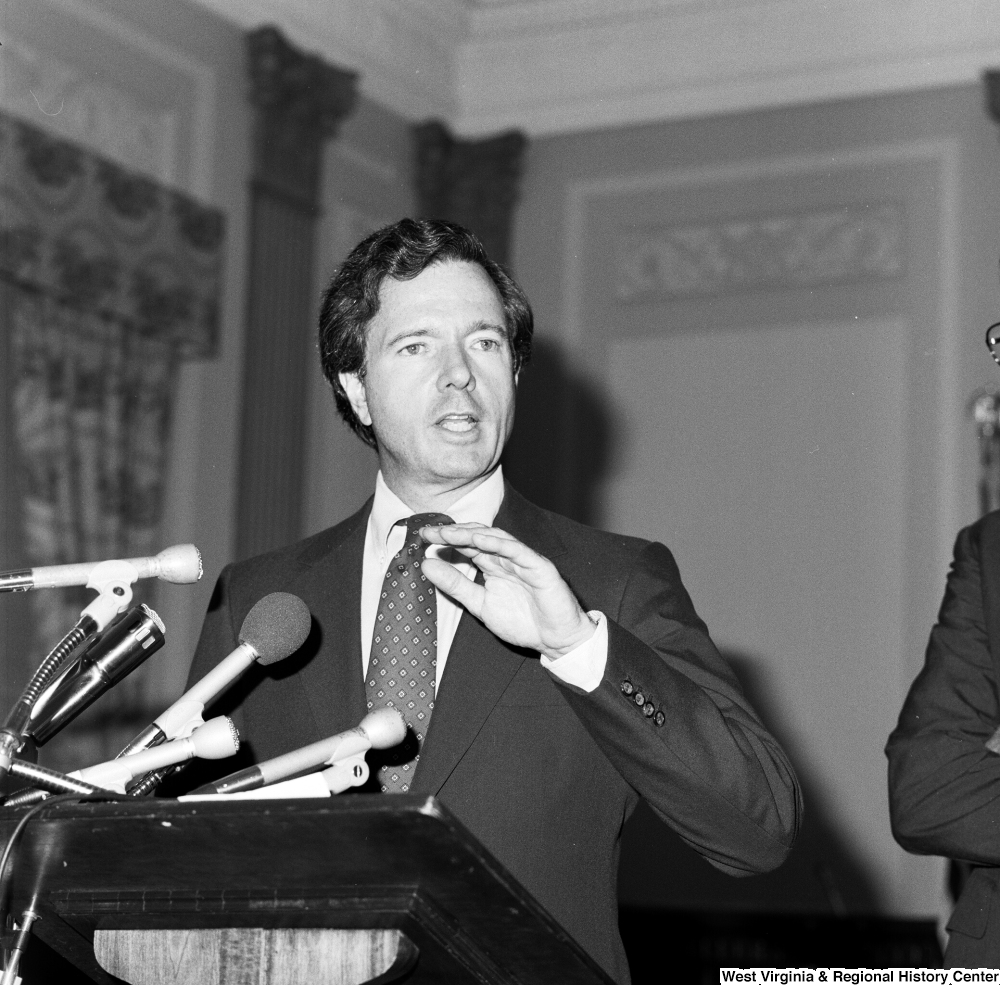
[235,27,357,560]
[414,121,527,267]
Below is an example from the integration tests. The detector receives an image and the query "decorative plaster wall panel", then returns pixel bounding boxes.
[614,203,905,301]
[0,36,180,187]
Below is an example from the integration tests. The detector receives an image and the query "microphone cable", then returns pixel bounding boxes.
[0,791,129,980]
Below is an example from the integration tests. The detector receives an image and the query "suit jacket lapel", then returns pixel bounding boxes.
[411,484,567,795]
[285,502,371,741]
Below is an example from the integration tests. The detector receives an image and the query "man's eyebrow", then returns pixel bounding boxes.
[468,320,508,336]
[383,327,434,348]
[383,321,508,348]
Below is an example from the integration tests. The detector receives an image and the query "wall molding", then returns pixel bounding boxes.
[3,0,218,198]
[0,33,181,188]
[563,137,959,347]
[454,0,1000,137]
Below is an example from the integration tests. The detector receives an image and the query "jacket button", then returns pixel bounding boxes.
[621,680,634,696]
[643,701,655,718]
[633,692,645,706]
[654,711,665,727]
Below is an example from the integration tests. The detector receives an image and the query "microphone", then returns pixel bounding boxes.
[0,544,202,593]
[189,707,406,795]
[72,717,239,794]
[117,592,311,758]
[0,604,167,789]
[27,605,166,746]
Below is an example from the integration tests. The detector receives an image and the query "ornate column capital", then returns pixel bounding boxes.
[247,26,358,206]
[414,121,527,266]
[986,70,1000,128]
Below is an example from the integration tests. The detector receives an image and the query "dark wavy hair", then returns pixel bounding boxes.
[318,218,533,449]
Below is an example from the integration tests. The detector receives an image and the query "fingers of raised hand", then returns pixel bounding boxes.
[420,523,513,545]
[422,525,535,564]
[419,521,487,543]
[421,557,485,615]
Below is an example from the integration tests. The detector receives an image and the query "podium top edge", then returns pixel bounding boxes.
[0,792,448,823]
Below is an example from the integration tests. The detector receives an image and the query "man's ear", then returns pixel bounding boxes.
[338,372,372,426]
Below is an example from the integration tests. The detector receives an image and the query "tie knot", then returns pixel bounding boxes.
[404,512,453,535]
[399,513,453,553]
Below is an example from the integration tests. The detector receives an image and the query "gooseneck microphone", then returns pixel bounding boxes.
[0,603,167,786]
[27,605,166,746]
[190,708,407,795]
[0,544,202,593]
[118,592,312,760]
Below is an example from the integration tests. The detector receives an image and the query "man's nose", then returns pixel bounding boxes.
[438,345,476,390]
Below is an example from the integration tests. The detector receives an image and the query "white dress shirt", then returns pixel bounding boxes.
[360,466,608,693]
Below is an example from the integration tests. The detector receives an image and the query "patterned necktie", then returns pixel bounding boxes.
[365,512,453,792]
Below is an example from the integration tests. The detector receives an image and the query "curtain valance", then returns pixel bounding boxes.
[0,112,223,359]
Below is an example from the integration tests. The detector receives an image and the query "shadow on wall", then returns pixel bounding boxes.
[619,650,880,914]
[504,333,877,912]
[502,335,617,526]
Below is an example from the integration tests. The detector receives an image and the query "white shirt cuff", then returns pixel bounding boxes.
[540,611,608,693]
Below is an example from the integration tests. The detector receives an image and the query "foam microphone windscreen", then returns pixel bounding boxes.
[238,593,311,665]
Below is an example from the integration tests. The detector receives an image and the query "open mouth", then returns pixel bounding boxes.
[437,413,479,433]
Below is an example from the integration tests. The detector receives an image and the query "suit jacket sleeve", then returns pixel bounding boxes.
[556,540,802,877]
[886,521,1000,865]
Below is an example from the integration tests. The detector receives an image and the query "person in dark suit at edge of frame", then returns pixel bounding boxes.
[185,217,802,983]
[887,506,1000,966]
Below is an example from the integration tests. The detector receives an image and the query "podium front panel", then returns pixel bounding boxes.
[0,795,614,985]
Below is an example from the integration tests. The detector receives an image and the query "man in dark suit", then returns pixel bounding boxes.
[887,510,1000,966]
[187,218,801,982]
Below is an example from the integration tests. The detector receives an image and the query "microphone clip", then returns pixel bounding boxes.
[80,560,141,631]
[321,753,369,794]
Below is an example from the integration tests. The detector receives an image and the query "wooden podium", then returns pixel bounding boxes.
[0,795,614,985]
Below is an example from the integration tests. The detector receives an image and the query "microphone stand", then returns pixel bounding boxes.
[0,562,139,785]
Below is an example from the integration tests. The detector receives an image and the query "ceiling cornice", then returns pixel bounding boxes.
[185,0,466,120]
[187,0,1000,137]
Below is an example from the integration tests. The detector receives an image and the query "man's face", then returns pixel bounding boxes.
[339,260,517,507]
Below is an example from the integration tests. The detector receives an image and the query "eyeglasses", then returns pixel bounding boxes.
[988,321,1000,368]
